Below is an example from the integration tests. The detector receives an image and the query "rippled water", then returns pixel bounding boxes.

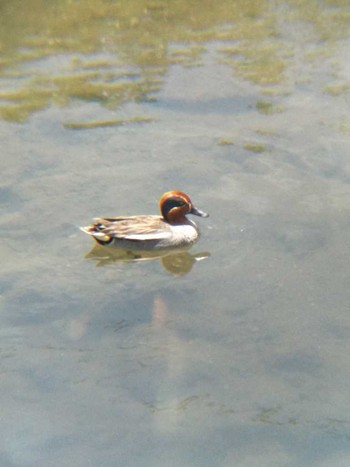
[1,1,350,466]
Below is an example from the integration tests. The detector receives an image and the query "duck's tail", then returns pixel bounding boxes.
[80,225,111,244]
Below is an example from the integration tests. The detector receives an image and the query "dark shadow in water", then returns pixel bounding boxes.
[84,243,210,276]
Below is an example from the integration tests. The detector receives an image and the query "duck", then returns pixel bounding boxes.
[80,190,209,250]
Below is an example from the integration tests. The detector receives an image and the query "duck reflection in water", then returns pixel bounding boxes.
[84,244,209,276]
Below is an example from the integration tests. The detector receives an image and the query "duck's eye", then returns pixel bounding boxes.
[169,197,186,207]
[162,197,188,218]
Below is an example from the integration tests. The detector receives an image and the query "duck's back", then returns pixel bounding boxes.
[81,215,199,249]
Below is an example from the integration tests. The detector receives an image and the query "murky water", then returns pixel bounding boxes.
[1,1,350,465]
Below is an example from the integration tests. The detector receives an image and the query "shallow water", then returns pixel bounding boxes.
[1,1,350,466]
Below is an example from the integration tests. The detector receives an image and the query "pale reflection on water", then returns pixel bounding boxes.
[1,0,350,466]
[85,243,210,276]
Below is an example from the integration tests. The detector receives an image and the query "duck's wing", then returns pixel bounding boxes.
[81,215,172,242]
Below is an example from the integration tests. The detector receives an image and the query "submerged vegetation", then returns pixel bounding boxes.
[63,115,154,129]
[0,0,349,122]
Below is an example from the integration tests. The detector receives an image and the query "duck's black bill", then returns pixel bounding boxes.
[191,206,209,218]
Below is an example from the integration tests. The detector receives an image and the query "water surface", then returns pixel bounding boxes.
[1,1,350,466]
